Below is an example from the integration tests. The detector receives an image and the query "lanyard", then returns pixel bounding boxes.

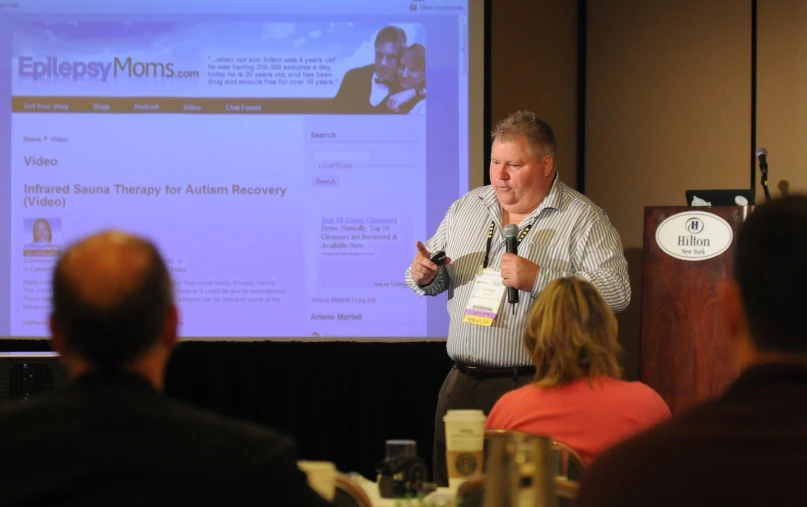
[482,220,534,269]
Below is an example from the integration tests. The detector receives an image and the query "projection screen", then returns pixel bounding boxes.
[0,0,486,341]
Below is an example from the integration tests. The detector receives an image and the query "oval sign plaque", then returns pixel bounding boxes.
[655,211,733,261]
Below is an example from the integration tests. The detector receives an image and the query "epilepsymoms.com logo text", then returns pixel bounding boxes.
[17,56,200,81]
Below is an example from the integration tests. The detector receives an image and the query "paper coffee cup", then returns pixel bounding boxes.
[298,460,337,501]
[443,409,487,490]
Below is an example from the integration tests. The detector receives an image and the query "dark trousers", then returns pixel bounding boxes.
[432,366,534,486]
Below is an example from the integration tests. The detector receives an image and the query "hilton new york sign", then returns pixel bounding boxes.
[655,211,733,261]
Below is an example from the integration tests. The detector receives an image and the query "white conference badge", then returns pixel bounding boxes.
[463,269,507,326]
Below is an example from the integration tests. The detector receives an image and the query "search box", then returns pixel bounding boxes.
[312,150,372,162]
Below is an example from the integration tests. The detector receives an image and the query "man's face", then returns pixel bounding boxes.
[489,136,554,215]
[375,41,403,82]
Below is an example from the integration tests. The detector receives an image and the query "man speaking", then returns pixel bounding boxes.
[405,111,631,485]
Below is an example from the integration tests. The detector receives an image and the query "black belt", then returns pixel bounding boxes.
[453,362,536,380]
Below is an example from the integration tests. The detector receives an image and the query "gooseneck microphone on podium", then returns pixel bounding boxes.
[756,147,771,203]
[503,224,520,311]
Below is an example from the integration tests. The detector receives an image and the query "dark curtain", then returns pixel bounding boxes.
[0,339,451,480]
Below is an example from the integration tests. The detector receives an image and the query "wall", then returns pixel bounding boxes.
[585,0,752,379]
[757,0,807,197]
[489,0,579,190]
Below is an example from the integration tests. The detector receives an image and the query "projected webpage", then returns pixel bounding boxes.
[0,1,471,339]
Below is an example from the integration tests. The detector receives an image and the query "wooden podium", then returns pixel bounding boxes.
[641,206,751,414]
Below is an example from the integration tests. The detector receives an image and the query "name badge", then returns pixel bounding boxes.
[463,269,506,326]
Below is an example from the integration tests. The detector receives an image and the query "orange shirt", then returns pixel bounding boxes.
[485,377,671,463]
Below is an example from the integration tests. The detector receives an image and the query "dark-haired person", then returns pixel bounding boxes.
[0,231,331,507]
[577,194,807,507]
[486,277,669,464]
[332,25,406,114]
[405,111,631,485]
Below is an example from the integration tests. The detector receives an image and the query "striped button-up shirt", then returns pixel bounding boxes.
[405,176,630,367]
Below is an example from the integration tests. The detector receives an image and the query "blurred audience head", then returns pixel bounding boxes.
[524,277,622,387]
[50,231,178,387]
[725,195,807,367]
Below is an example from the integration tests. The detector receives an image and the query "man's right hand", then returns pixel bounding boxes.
[410,241,451,286]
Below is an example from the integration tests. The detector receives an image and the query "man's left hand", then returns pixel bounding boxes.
[500,253,539,292]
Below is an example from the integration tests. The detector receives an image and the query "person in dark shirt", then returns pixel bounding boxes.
[577,195,807,507]
[0,230,331,507]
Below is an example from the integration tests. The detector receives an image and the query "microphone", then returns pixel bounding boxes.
[503,224,520,307]
[756,147,768,175]
[756,147,771,203]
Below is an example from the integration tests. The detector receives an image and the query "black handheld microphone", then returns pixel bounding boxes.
[756,147,771,203]
[503,224,519,307]
[756,147,768,175]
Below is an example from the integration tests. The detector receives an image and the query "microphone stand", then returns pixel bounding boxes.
[761,169,771,203]
[759,155,771,204]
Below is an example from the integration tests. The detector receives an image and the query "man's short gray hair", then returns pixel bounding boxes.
[491,111,558,159]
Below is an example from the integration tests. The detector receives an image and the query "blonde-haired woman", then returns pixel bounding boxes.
[485,277,670,463]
